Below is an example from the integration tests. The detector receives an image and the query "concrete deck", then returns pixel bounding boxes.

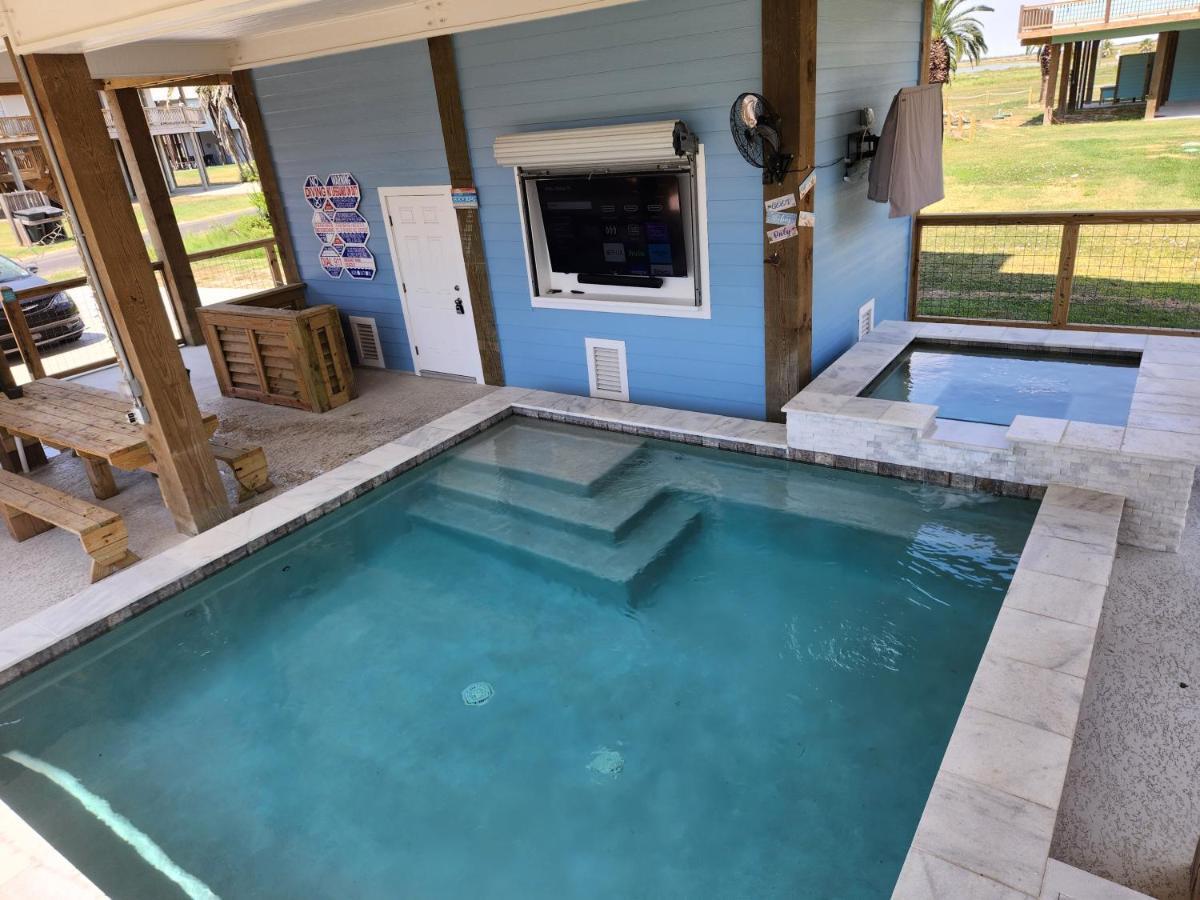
[0,346,492,628]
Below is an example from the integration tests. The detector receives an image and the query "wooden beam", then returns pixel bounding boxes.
[1145,32,1175,120]
[762,0,816,422]
[24,52,229,535]
[1,288,44,379]
[1052,222,1079,327]
[0,83,25,96]
[1044,44,1061,125]
[427,35,504,386]
[230,70,300,285]
[1056,42,1074,117]
[107,87,205,346]
[918,0,934,86]
[101,74,233,91]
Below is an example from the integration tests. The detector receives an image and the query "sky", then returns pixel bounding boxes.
[976,0,1030,59]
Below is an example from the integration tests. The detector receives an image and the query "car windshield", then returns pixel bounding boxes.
[0,256,30,282]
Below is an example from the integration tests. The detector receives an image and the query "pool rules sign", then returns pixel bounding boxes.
[303,173,377,280]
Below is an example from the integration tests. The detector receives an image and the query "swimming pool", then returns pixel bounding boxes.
[0,418,1037,898]
[862,340,1140,427]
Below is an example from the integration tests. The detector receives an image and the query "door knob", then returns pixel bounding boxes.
[454,298,465,315]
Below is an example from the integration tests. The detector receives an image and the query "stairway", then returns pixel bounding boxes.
[407,421,701,604]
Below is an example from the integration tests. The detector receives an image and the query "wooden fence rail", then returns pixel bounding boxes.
[910,209,1200,335]
[1,238,288,384]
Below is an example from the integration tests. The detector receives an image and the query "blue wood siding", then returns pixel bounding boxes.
[454,0,766,419]
[1170,30,1200,102]
[253,43,450,372]
[812,0,923,373]
[251,0,923,416]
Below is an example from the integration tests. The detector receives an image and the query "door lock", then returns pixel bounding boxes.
[454,298,465,315]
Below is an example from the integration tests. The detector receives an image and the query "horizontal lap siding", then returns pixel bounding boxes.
[454,0,767,419]
[813,0,923,373]
[252,44,451,372]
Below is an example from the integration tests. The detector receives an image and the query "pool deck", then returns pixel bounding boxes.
[0,359,1194,897]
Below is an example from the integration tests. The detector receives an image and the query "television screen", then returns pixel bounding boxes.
[536,174,687,279]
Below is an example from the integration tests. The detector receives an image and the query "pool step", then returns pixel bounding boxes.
[433,459,668,543]
[408,490,700,604]
[452,419,645,495]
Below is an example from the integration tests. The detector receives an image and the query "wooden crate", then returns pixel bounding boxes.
[198,287,355,413]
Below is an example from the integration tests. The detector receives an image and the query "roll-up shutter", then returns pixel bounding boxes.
[494,120,696,172]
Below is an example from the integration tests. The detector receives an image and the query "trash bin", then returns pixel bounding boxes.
[13,205,66,244]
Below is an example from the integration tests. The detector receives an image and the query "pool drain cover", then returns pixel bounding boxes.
[588,748,624,778]
[461,682,494,707]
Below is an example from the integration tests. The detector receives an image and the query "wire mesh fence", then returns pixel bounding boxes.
[1069,223,1200,329]
[914,215,1200,332]
[915,223,1060,322]
[187,239,283,305]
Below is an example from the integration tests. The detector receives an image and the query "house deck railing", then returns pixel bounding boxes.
[909,210,1200,335]
[1019,0,1200,39]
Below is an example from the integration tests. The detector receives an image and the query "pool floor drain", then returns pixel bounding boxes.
[461,682,494,707]
[588,748,625,778]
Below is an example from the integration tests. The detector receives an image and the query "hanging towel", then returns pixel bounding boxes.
[868,84,945,218]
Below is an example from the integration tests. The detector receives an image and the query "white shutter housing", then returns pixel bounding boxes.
[493,120,695,171]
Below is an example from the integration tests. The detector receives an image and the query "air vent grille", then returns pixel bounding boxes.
[858,298,876,341]
[585,338,629,401]
[347,315,385,368]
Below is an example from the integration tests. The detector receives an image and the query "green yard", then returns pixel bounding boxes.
[172,163,247,188]
[930,57,1200,213]
[916,56,1200,329]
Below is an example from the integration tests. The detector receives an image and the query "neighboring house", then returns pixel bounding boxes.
[1020,0,1200,119]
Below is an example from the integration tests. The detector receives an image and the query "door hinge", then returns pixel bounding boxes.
[389,214,394,226]
[402,282,407,293]
[415,345,420,355]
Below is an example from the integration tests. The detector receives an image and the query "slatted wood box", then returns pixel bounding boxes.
[197,285,355,413]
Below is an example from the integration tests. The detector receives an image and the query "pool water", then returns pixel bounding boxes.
[0,419,1037,899]
[863,340,1140,427]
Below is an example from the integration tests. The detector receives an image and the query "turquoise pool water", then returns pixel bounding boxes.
[0,419,1037,899]
[863,340,1140,427]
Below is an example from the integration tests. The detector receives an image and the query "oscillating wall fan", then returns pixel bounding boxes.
[730,93,793,184]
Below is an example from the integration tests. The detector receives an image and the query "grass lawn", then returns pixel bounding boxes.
[917,56,1200,329]
[172,163,246,188]
[0,187,260,265]
[931,57,1200,213]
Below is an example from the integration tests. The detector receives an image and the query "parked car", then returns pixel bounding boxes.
[0,254,84,356]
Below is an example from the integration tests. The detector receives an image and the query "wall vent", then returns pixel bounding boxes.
[347,315,385,368]
[585,338,629,401]
[858,298,876,341]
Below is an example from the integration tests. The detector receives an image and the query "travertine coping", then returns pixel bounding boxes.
[784,320,1200,551]
[892,482,1123,899]
[0,385,1123,899]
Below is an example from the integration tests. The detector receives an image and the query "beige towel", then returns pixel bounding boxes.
[868,84,945,218]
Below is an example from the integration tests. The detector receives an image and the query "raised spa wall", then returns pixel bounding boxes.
[784,321,1200,552]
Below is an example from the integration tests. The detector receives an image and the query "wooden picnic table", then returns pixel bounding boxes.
[0,378,219,500]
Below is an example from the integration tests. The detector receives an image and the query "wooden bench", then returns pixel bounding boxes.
[0,471,139,582]
[210,442,274,502]
[142,440,274,503]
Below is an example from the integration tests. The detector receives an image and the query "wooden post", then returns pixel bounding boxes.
[919,0,934,85]
[1145,32,1174,120]
[762,0,816,421]
[230,70,300,284]
[1,287,44,379]
[1052,222,1080,327]
[427,35,505,386]
[1044,44,1062,124]
[1056,42,1075,117]
[107,86,205,346]
[908,217,924,320]
[189,132,210,190]
[25,53,229,535]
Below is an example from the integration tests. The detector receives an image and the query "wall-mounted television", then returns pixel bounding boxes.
[535,174,688,281]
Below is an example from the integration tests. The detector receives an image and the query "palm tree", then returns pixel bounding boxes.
[928,0,994,84]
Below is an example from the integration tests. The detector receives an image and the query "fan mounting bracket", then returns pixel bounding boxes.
[763,151,794,185]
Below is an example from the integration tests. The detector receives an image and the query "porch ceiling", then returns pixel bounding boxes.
[1,0,643,75]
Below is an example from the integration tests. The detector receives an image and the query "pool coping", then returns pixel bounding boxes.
[783,321,1200,551]
[0,386,1123,899]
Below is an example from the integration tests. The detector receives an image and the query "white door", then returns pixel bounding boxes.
[381,188,483,381]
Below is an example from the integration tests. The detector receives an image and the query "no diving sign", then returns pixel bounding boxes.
[303,173,375,280]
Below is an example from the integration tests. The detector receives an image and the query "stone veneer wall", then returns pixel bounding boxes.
[784,322,1198,552]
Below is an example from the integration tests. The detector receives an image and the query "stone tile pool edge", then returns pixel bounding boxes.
[0,386,1124,899]
[784,320,1200,552]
